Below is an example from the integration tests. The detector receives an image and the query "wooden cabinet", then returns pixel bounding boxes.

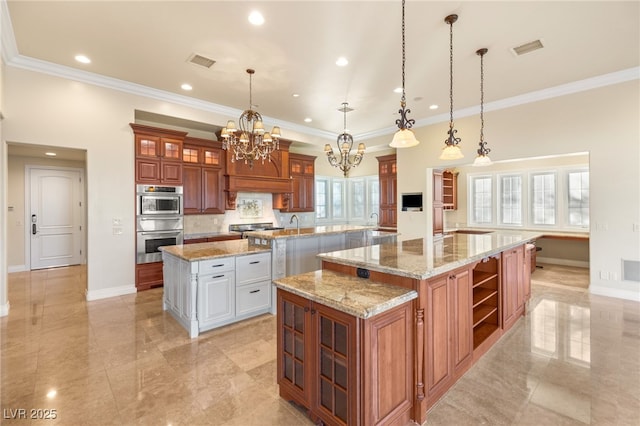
[182,138,225,214]
[425,265,473,406]
[277,289,413,426]
[131,124,187,185]
[287,153,316,212]
[442,170,458,210]
[433,170,444,235]
[502,244,526,331]
[184,234,241,244]
[377,154,397,229]
[472,256,501,353]
[135,261,164,291]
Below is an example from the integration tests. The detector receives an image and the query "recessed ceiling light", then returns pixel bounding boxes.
[75,55,91,64]
[248,11,265,26]
[429,104,439,110]
[292,93,300,98]
[393,87,403,94]
[46,390,57,399]
[335,57,349,67]
[181,83,193,91]
[304,118,312,123]
[45,152,57,157]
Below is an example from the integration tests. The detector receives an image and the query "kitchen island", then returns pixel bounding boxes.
[278,230,540,425]
[161,239,272,337]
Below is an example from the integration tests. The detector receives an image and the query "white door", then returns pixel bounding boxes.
[30,167,84,269]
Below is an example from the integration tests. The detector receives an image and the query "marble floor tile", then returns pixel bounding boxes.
[2,265,639,425]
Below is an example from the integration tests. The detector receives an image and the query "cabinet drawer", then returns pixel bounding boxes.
[236,281,270,316]
[236,253,271,285]
[199,257,235,274]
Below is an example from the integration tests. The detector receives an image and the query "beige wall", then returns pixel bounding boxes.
[7,155,86,270]
[377,80,639,300]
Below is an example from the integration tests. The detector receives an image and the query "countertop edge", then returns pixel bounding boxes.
[160,243,271,262]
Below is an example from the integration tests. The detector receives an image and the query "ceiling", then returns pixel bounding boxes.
[4,1,639,156]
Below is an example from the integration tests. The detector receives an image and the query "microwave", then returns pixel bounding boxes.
[137,185,183,216]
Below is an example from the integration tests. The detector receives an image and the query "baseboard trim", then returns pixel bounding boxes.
[537,257,589,268]
[86,285,137,301]
[8,265,27,273]
[590,284,640,302]
[0,301,9,317]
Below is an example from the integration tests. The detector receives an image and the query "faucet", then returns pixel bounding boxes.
[289,214,299,231]
[370,212,379,226]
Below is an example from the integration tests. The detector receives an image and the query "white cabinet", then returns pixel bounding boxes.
[198,270,235,330]
[162,250,272,338]
[236,252,271,318]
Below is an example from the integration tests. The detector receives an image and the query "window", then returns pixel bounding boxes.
[315,175,379,224]
[567,170,589,227]
[471,176,492,224]
[532,172,556,225]
[499,175,522,225]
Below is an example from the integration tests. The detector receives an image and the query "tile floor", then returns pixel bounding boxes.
[1,266,639,425]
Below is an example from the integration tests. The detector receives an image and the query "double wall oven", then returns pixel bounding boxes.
[136,185,184,264]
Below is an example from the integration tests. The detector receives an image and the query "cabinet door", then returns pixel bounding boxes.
[202,167,224,214]
[313,303,358,426]
[135,135,160,158]
[161,137,183,161]
[290,176,303,212]
[136,158,160,183]
[183,165,202,214]
[277,290,313,407]
[451,267,473,373]
[198,272,235,329]
[502,245,524,330]
[425,274,452,399]
[161,161,183,184]
[433,170,444,235]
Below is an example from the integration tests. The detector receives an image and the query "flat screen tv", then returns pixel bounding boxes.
[402,193,423,211]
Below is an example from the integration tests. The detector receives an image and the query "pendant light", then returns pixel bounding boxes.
[473,48,492,166]
[440,14,463,160]
[390,0,419,148]
[324,102,366,177]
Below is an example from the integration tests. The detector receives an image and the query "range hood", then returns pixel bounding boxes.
[224,140,293,209]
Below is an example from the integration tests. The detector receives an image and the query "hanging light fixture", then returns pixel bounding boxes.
[473,48,492,166]
[324,103,365,177]
[220,69,281,167]
[390,0,419,148]
[440,14,463,160]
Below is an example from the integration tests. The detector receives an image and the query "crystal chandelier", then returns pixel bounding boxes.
[440,14,464,160]
[390,0,419,148]
[473,48,493,166]
[324,103,365,177]
[220,69,281,166]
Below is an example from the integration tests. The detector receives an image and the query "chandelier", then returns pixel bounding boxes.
[473,48,493,166]
[324,103,365,177]
[220,69,281,166]
[440,14,464,160]
[390,0,419,148]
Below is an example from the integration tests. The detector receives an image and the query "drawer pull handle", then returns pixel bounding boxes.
[249,261,260,264]
[212,264,225,268]
[250,289,261,294]
[213,275,224,279]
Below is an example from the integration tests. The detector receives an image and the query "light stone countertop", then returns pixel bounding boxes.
[318,230,543,280]
[244,224,373,240]
[273,269,418,319]
[160,239,270,261]
[184,232,241,240]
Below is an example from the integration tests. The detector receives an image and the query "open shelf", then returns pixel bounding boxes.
[473,305,497,327]
[473,323,500,349]
[473,271,498,288]
[473,288,497,307]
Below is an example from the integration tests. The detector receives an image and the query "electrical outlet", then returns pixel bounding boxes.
[214,218,219,225]
[112,218,122,226]
[599,271,608,280]
[610,272,618,281]
[112,227,123,235]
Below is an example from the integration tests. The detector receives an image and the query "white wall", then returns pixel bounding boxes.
[385,80,640,301]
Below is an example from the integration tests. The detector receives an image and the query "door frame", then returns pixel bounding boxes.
[24,165,86,271]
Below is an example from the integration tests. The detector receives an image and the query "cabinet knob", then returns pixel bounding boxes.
[304,307,310,312]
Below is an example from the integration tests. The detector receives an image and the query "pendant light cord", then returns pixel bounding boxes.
[448,18,454,128]
[479,51,484,142]
[401,0,406,104]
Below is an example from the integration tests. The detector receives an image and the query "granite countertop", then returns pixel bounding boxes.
[444,227,589,240]
[160,239,270,261]
[318,230,543,280]
[244,224,374,240]
[184,232,240,240]
[273,269,418,319]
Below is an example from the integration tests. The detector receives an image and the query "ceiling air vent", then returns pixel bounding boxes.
[511,39,544,56]
[187,53,216,69]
